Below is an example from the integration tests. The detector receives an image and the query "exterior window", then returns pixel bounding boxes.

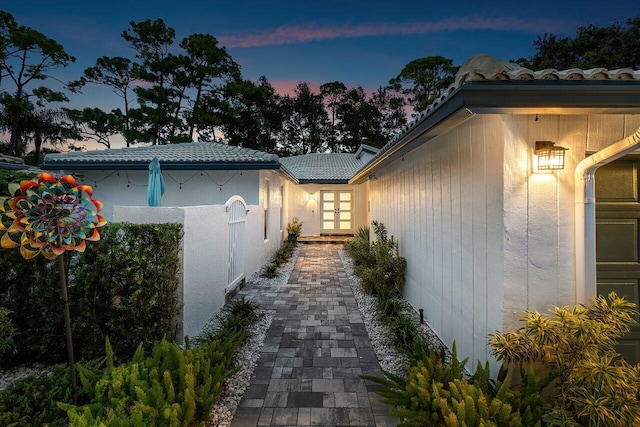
[263,179,270,240]
[279,185,284,232]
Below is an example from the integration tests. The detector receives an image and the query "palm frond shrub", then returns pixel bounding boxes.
[490,292,640,426]
[364,344,526,426]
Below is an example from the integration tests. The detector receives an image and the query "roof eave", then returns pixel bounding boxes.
[462,80,640,114]
[350,88,473,185]
[296,179,351,184]
[350,81,640,185]
[40,161,281,171]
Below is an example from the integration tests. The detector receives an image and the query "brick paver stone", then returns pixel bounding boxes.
[231,244,398,427]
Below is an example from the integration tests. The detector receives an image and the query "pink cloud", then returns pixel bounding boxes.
[269,80,322,96]
[218,17,573,48]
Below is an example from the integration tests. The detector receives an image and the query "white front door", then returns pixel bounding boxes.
[321,190,353,234]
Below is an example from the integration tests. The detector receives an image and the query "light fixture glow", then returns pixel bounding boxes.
[535,141,567,171]
[305,191,316,202]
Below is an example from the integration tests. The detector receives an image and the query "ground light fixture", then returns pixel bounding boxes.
[535,140,568,171]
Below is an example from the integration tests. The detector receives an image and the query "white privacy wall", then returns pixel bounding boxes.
[111,171,288,341]
[369,115,505,370]
[113,205,228,342]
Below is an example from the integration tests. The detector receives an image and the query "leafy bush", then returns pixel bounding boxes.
[387,314,422,353]
[71,222,182,362]
[0,296,261,426]
[261,262,279,278]
[365,344,525,427]
[490,292,640,426]
[286,216,303,239]
[0,307,16,357]
[260,240,297,278]
[202,297,263,343]
[345,226,374,273]
[61,334,242,426]
[0,364,98,427]
[0,222,183,366]
[375,291,407,320]
[356,222,406,295]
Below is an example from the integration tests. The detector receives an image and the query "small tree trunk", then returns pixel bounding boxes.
[58,254,78,405]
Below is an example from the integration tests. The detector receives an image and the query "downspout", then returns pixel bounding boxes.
[575,126,640,303]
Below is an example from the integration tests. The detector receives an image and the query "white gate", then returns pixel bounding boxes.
[226,196,247,291]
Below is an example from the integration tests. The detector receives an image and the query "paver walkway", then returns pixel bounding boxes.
[231,244,398,427]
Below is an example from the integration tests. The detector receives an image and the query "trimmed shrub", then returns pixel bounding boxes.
[0,222,183,366]
[71,222,182,362]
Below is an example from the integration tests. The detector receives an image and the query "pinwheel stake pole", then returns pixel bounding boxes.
[0,173,106,407]
[58,249,78,405]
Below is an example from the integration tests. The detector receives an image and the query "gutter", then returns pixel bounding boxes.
[575,126,640,303]
[39,161,281,171]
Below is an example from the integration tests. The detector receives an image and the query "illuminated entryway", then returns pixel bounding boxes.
[321,190,353,234]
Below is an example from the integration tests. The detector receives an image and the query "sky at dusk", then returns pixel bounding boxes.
[3,1,640,138]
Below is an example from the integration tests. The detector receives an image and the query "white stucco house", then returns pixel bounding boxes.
[42,54,640,368]
[350,54,640,368]
[42,142,289,340]
[41,142,377,340]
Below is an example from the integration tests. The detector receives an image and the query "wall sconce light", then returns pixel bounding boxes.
[305,192,316,202]
[534,141,568,171]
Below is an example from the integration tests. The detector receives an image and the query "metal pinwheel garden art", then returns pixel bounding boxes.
[0,172,106,403]
[0,172,106,258]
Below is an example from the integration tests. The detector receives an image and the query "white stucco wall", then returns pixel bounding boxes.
[111,171,287,341]
[113,205,229,341]
[369,112,640,371]
[501,113,640,331]
[369,115,505,371]
[71,169,261,221]
[286,182,368,236]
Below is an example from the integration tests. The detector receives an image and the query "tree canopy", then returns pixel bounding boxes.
[3,10,640,162]
[516,16,640,70]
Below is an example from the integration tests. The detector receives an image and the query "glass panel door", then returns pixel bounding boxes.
[321,190,353,234]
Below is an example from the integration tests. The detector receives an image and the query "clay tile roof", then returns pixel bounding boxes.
[42,142,280,170]
[279,152,367,183]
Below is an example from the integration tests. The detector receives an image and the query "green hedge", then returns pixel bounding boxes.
[0,222,183,366]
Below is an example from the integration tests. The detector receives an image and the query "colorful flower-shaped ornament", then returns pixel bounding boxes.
[0,172,106,259]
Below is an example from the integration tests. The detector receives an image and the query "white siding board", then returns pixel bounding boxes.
[485,120,505,351]
[441,142,453,345]
[587,115,626,152]
[502,115,531,331]
[471,124,489,364]
[450,139,463,348]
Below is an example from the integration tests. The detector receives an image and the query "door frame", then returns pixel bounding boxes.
[320,190,354,235]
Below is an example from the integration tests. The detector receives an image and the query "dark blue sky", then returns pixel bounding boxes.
[4,1,639,109]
